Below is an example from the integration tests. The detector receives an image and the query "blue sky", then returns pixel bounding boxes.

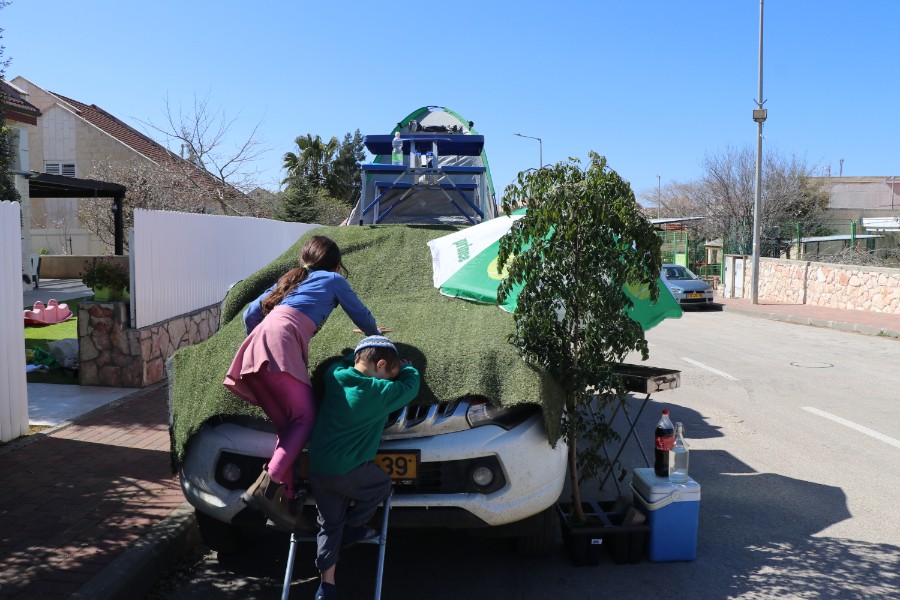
[5,1,899,204]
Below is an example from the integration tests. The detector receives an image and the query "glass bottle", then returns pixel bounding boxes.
[669,422,689,484]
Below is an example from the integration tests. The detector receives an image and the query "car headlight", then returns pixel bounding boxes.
[669,286,683,293]
[466,400,539,430]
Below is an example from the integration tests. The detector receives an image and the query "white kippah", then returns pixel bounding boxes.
[354,335,397,354]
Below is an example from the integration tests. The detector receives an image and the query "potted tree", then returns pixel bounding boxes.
[81,258,130,301]
[497,153,663,562]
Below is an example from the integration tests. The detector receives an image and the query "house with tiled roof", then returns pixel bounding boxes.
[2,79,43,276]
[11,76,250,254]
[2,79,41,127]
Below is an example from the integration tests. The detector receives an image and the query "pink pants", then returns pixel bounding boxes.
[239,370,316,497]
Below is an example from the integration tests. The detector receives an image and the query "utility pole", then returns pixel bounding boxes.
[657,174,661,219]
[750,0,767,304]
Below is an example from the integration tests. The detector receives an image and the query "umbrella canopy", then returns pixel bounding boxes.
[427,210,683,330]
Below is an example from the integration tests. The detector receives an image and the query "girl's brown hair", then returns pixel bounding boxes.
[261,235,347,315]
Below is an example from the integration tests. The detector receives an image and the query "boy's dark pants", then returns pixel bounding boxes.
[309,462,392,572]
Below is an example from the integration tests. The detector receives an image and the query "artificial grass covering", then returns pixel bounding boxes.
[169,224,564,465]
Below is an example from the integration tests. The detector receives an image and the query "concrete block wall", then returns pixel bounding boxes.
[38,255,129,279]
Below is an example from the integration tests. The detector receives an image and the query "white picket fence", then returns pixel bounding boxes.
[131,210,320,328]
[1,201,29,443]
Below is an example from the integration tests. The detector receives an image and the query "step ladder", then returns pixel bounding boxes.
[281,492,393,600]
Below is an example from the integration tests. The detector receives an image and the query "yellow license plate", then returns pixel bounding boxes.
[296,451,419,482]
[688,293,702,298]
[374,451,418,481]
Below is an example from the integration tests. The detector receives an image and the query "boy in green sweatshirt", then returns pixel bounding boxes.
[308,335,420,600]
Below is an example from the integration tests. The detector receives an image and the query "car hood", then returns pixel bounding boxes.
[168,225,564,466]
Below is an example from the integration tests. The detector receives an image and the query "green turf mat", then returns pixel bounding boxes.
[169,225,564,466]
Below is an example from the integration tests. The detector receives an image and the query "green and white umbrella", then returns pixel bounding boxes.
[427,210,683,330]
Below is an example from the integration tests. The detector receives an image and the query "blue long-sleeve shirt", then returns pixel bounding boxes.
[243,270,379,335]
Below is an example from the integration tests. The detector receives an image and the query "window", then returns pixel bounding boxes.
[45,162,76,177]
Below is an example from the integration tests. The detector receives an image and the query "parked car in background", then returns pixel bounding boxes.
[660,264,715,307]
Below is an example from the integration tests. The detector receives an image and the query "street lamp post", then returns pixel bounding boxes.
[514,133,542,170]
[657,174,661,219]
[750,0,767,305]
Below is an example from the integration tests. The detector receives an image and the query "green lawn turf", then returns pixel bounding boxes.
[169,225,565,466]
[23,297,87,385]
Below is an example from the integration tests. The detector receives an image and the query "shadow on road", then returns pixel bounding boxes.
[147,396,898,599]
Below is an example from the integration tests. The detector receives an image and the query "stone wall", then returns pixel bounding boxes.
[78,301,220,388]
[742,257,900,314]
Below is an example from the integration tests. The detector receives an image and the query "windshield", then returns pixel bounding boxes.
[663,266,696,281]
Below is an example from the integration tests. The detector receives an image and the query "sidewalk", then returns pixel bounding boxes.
[0,384,198,600]
[716,296,900,339]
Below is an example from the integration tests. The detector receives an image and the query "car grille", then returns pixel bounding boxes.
[215,451,506,495]
[382,401,469,439]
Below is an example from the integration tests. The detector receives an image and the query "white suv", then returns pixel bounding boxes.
[171,224,567,556]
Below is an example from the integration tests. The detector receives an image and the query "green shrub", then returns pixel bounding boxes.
[80,258,129,291]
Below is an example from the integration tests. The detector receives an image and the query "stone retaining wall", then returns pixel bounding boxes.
[744,257,900,314]
[78,301,220,388]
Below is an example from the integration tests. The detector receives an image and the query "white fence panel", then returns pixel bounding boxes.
[1,202,29,442]
[132,210,319,328]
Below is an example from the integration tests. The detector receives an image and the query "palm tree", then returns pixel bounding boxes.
[283,133,339,188]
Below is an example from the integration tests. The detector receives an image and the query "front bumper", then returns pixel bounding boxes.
[180,412,567,529]
[672,290,715,305]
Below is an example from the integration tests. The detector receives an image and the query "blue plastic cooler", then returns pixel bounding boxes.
[631,467,700,561]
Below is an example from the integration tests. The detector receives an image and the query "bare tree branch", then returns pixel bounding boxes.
[638,146,829,256]
[135,92,271,216]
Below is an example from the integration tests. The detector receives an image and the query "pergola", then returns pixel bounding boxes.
[26,172,127,255]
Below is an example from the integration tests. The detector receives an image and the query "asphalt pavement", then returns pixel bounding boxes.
[2,290,897,599]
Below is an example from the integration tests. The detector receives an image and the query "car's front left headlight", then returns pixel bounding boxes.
[669,286,684,293]
[466,400,540,430]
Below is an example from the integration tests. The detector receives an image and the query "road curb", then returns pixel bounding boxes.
[724,306,900,339]
[70,502,200,600]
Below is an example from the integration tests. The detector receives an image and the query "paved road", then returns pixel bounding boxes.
[148,308,900,599]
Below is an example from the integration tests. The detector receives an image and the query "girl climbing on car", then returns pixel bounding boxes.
[223,234,386,532]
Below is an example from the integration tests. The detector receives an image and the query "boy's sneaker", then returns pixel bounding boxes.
[341,524,378,547]
[315,582,338,600]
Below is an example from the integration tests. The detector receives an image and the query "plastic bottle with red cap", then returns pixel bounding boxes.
[654,409,675,477]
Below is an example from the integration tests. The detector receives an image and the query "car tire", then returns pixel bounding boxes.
[195,510,246,554]
[515,505,560,557]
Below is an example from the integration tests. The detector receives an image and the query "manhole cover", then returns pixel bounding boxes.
[790,361,834,369]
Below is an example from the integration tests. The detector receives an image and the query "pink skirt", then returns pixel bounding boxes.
[223,305,317,406]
